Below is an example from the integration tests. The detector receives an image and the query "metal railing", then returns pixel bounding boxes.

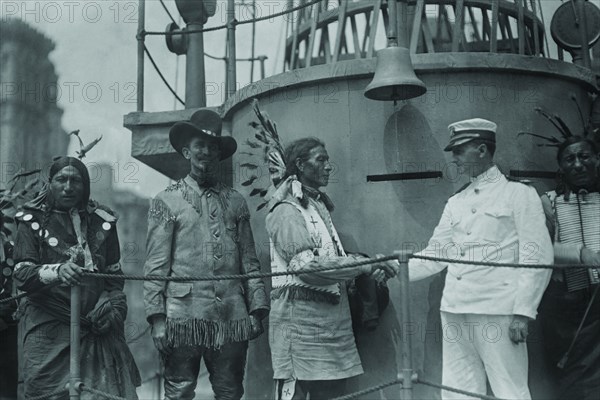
[133,0,597,113]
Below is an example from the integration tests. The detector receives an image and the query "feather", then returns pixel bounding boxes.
[68,129,84,149]
[554,115,573,137]
[240,163,259,170]
[256,202,268,211]
[7,168,41,184]
[255,133,269,145]
[239,151,256,156]
[242,176,258,186]
[535,108,568,138]
[517,131,561,144]
[245,99,290,210]
[569,92,587,130]
[77,134,103,159]
[245,139,261,149]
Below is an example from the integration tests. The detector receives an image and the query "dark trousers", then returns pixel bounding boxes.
[275,379,347,400]
[0,324,18,400]
[163,341,248,400]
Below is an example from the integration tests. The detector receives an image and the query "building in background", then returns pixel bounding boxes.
[0,18,69,176]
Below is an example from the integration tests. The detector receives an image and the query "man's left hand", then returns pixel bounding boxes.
[249,314,264,340]
[509,315,530,344]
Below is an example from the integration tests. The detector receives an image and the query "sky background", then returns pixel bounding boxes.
[1,0,566,198]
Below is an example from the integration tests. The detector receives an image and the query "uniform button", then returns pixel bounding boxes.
[460,250,466,256]
[456,276,462,280]
[471,208,477,213]
[474,188,480,194]
[467,231,471,235]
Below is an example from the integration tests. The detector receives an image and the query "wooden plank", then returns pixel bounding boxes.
[290,0,304,68]
[490,0,499,52]
[440,5,453,42]
[410,0,425,54]
[530,0,539,55]
[467,6,481,42]
[332,0,348,63]
[517,0,525,54]
[422,12,436,53]
[322,25,332,63]
[452,0,465,52]
[305,4,321,67]
[482,6,491,41]
[362,10,371,54]
[501,14,516,53]
[539,0,550,56]
[367,0,382,58]
[350,15,362,58]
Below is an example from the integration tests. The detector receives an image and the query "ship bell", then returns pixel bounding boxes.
[364,46,427,101]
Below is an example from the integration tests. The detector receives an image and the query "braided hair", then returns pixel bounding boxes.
[38,157,92,256]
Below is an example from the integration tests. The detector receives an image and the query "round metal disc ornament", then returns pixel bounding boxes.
[551,0,600,50]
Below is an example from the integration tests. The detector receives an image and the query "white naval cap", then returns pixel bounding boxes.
[444,118,497,151]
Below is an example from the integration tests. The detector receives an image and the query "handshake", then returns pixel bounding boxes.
[366,254,400,283]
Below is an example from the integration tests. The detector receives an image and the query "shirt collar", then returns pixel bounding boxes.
[185,175,222,197]
[469,165,503,188]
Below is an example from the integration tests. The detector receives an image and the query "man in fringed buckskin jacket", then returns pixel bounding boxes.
[143,109,269,400]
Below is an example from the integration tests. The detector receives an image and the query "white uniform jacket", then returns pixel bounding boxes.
[408,166,553,319]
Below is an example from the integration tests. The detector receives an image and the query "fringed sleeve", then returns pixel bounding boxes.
[236,197,269,320]
[144,196,176,321]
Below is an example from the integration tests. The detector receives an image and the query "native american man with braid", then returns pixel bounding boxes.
[143,109,269,400]
[13,156,140,399]
[265,137,398,400]
[537,133,600,399]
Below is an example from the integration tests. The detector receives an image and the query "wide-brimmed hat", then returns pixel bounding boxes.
[169,109,237,160]
[444,118,497,151]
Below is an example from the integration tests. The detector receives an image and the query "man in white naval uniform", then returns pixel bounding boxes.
[407,118,553,399]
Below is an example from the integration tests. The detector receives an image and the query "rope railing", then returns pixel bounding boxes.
[82,254,398,282]
[3,253,598,304]
[331,377,404,400]
[143,43,185,106]
[143,0,323,37]
[26,388,69,400]
[0,281,61,304]
[416,377,507,400]
[328,375,510,400]
[159,0,177,25]
[409,254,597,270]
[18,248,598,400]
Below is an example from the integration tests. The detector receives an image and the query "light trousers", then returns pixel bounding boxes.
[441,312,531,400]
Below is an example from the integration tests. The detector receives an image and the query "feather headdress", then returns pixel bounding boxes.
[244,99,302,211]
[518,93,599,147]
[67,129,103,159]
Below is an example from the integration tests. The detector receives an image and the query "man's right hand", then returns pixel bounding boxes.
[581,248,600,267]
[370,255,399,283]
[150,314,171,354]
[58,262,83,286]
